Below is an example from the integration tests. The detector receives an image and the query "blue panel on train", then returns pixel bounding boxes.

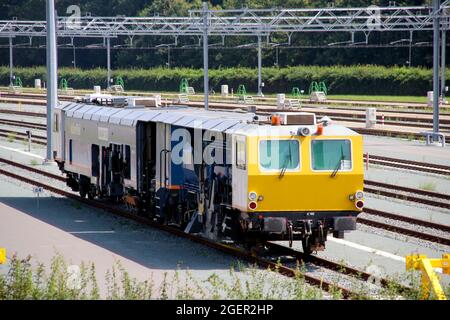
[170,125,186,186]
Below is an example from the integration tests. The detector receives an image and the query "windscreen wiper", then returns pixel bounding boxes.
[279,142,292,179]
[330,146,345,178]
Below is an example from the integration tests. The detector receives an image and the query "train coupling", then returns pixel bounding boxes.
[332,216,357,238]
[263,217,287,234]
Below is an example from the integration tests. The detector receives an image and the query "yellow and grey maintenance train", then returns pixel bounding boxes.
[52,96,364,253]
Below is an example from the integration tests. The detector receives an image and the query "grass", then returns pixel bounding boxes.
[7,132,16,143]
[0,253,439,300]
[29,159,39,166]
[418,181,437,191]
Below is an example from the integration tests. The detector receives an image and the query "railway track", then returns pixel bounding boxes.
[0,156,420,299]
[0,128,46,145]
[364,180,450,209]
[365,155,450,176]
[0,109,45,118]
[357,214,450,246]
[0,118,46,130]
[1,90,449,113]
[327,116,450,131]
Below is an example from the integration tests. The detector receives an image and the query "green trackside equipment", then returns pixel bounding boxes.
[59,78,68,90]
[237,84,247,97]
[308,81,320,95]
[14,77,23,88]
[116,76,125,89]
[319,81,328,95]
[179,78,189,94]
[292,87,301,98]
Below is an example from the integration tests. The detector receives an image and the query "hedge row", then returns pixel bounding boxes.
[0,65,446,96]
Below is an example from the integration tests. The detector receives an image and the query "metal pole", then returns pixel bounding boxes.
[441,30,446,103]
[275,46,279,67]
[168,46,170,68]
[408,31,413,67]
[73,42,76,68]
[45,0,57,162]
[432,0,440,135]
[107,37,111,88]
[202,2,209,110]
[9,36,13,86]
[26,130,31,152]
[257,35,263,96]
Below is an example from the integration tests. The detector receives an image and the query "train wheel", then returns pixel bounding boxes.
[302,237,312,255]
[79,189,87,198]
[87,192,94,200]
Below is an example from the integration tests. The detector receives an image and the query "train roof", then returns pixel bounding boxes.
[56,102,359,136]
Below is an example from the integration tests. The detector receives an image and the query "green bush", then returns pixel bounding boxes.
[0,65,445,96]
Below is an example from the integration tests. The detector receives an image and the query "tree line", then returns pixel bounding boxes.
[0,0,440,70]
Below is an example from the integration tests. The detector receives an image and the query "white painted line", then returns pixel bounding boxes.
[327,237,444,274]
[327,236,406,263]
[0,145,44,159]
[69,230,115,234]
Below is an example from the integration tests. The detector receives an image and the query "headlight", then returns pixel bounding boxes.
[248,191,257,201]
[298,127,311,136]
[355,190,364,200]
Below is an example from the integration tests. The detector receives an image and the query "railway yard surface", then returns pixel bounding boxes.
[0,97,448,300]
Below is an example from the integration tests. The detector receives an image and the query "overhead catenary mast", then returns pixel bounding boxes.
[45,0,57,162]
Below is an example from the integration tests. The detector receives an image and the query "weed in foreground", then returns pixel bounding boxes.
[0,253,434,300]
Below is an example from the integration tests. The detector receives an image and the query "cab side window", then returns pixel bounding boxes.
[236,138,246,170]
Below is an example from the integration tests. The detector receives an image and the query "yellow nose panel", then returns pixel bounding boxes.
[246,134,364,212]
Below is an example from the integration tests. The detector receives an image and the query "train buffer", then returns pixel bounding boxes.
[406,253,450,300]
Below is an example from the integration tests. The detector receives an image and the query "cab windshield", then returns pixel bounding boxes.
[259,140,300,171]
[311,139,352,171]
